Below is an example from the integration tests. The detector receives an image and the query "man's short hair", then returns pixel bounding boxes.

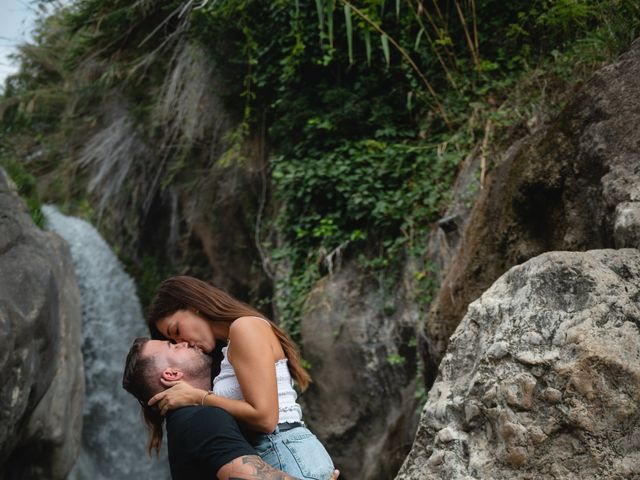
[122,337,159,405]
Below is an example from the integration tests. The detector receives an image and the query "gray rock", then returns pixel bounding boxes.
[427,149,482,285]
[396,249,640,479]
[0,168,84,479]
[300,263,420,480]
[423,37,640,372]
[423,142,486,385]
[614,202,640,248]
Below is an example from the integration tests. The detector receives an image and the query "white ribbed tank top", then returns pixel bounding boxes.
[212,343,303,424]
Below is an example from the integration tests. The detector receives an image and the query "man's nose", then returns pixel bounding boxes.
[175,341,189,348]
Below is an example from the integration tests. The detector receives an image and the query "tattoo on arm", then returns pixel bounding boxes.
[223,455,300,480]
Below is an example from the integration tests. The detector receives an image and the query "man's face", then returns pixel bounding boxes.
[141,340,212,381]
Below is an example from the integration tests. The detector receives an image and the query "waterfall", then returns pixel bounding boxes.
[42,205,170,480]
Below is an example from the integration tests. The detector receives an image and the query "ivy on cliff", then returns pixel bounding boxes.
[1,0,639,333]
[185,0,640,333]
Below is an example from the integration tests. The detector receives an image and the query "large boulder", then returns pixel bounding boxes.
[300,263,420,480]
[423,38,640,374]
[0,169,84,479]
[397,249,640,479]
[296,142,485,480]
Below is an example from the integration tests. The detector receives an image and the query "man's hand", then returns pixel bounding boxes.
[148,380,205,415]
[217,455,340,480]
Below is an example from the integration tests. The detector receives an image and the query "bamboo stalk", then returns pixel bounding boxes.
[407,0,458,90]
[480,119,491,188]
[453,0,480,70]
[429,0,446,25]
[423,0,458,66]
[315,0,325,41]
[340,0,450,126]
[344,3,353,64]
[327,0,334,47]
[469,0,479,56]
[364,28,372,65]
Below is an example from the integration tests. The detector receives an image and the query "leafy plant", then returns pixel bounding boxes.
[0,155,44,227]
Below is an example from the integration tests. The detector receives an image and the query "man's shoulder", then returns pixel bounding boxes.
[167,406,236,431]
[167,405,205,420]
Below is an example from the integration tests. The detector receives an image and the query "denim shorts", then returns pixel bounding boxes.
[251,426,334,480]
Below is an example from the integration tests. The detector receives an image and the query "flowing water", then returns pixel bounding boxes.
[43,205,170,480]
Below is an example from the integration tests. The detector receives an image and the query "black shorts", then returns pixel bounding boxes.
[166,406,257,479]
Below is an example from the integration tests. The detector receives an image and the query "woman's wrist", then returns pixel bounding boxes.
[200,389,213,405]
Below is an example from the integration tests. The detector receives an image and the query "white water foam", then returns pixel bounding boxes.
[43,205,170,480]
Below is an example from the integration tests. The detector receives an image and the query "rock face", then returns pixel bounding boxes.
[423,38,640,373]
[300,263,420,480]
[0,169,84,479]
[397,249,640,480]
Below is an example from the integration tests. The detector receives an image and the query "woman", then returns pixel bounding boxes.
[146,275,335,480]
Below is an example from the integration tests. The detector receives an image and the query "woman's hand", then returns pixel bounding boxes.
[148,380,205,416]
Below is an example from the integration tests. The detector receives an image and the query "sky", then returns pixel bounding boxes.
[0,1,40,90]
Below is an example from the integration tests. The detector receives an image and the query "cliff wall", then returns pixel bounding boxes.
[423,37,640,377]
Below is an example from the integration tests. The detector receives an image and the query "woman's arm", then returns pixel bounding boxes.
[149,317,281,433]
[150,381,277,433]
[225,316,281,430]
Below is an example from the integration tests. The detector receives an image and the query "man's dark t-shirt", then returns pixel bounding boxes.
[166,406,256,479]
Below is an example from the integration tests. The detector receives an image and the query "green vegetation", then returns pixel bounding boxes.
[187,0,639,333]
[122,253,174,314]
[0,155,44,227]
[1,0,639,333]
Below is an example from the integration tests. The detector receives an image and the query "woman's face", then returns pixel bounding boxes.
[156,309,216,353]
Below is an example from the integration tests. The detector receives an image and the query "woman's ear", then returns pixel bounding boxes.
[161,368,184,382]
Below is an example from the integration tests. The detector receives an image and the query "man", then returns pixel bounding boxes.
[122,337,300,480]
[122,338,294,480]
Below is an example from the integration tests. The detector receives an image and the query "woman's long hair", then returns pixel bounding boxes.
[146,276,311,391]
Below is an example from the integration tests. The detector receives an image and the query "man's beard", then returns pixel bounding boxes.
[186,348,214,381]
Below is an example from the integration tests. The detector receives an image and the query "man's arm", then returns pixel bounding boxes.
[219,456,339,480]
[218,455,298,480]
